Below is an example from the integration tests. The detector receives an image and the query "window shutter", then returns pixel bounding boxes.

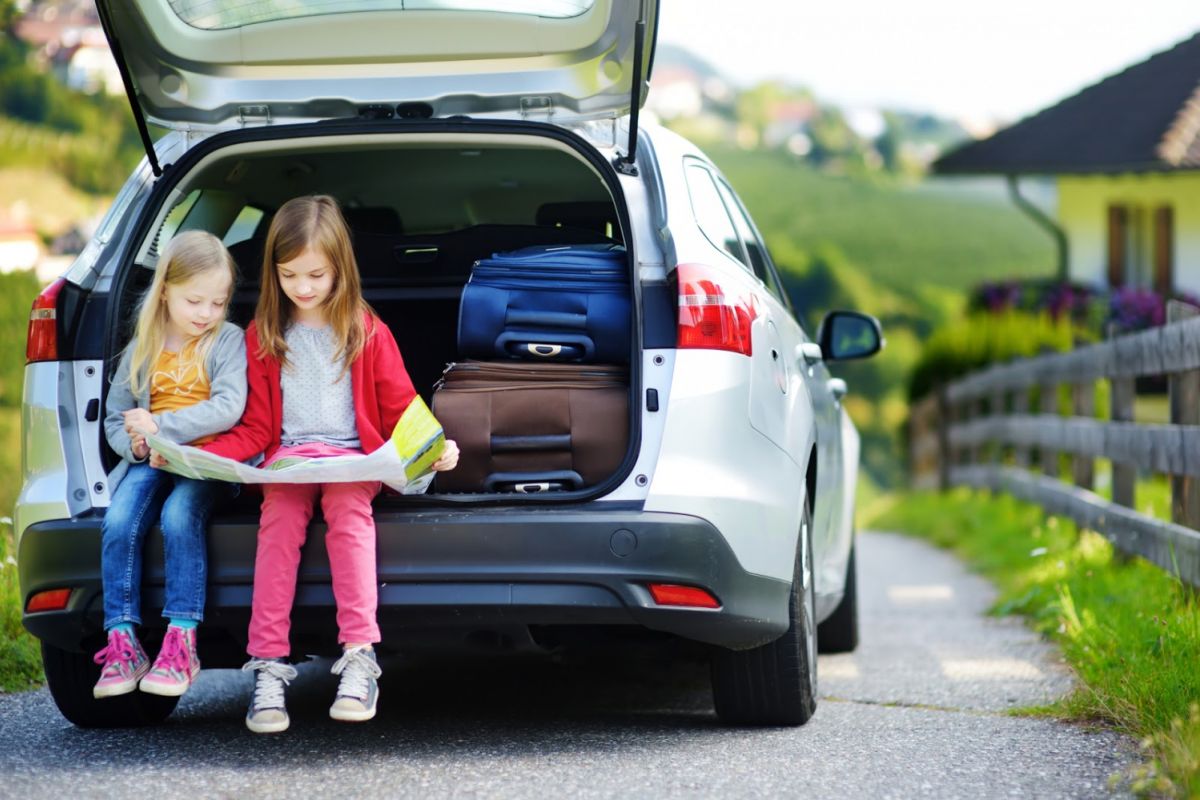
[1107,205,1127,288]
[1154,205,1173,295]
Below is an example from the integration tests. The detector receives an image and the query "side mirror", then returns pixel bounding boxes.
[817,311,884,362]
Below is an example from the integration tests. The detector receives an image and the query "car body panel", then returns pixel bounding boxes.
[15,364,85,550]
[20,507,790,657]
[642,349,808,584]
[97,0,658,131]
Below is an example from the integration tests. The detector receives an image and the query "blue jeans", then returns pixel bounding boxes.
[101,462,234,630]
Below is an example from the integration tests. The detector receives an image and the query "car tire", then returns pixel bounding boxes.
[41,641,178,728]
[710,502,817,726]
[817,534,859,653]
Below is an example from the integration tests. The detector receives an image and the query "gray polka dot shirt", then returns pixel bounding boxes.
[280,322,361,450]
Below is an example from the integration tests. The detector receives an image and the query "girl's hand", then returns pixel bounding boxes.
[431,439,459,472]
[148,450,168,469]
[131,435,150,461]
[123,408,159,435]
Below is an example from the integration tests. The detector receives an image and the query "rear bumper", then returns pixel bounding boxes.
[19,506,790,660]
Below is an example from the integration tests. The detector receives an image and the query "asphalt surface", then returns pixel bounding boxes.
[0,531,1134,799]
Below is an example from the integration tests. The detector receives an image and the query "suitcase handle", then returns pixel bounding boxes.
[496,331,593,361]
[483,470,584,492]
[505,309,588,330]
[491,434,572,453]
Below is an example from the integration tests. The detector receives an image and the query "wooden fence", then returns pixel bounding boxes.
[908,302,1200,588]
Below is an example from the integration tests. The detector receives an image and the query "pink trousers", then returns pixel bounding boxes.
[247,443,381,658]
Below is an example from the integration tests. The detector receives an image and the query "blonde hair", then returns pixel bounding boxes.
[127,230,238,395]
[254,195,372,374]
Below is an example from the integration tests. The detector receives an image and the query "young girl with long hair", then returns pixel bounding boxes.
[196,195,458,734]
[96,230,246,700]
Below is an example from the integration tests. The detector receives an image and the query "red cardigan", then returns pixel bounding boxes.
[202,313,417,464]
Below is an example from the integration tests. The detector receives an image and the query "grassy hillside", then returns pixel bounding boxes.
[706,146,1056,292]
[706,146,1057,487]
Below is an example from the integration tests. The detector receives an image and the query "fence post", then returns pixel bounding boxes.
[1011,385,1029,469]
[937,386,951,491]
[1168,301,1200,530]
[991,387,1006,467]
[1040,380,1058,480]
[969,395,985,468]
[1110,376,1136,509]
[1072,381,1095,490]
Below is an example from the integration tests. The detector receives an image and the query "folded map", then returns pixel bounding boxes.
[141,395,446,494]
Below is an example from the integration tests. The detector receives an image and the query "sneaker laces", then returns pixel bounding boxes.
[94,629,137,671]
[243,659,298,710]
[154,627,189,673]
[331,647,381,700]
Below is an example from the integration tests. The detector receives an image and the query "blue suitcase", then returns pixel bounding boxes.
[457,244,630,363]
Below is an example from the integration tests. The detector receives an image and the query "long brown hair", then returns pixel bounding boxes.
[254,195,372,373]
[127,230,238,395]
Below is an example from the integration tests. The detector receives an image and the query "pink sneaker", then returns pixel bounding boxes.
[139,626,201,697]
[92,628,150,699]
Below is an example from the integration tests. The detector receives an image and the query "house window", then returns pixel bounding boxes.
[1154,206,1173,295]
[1107,203,1173,294]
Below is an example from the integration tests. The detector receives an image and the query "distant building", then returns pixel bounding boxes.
[14,0,122,96]
[935,31,1200,295]
[647,65,704,120]
[0,221,43,274]
[762,98,816,150]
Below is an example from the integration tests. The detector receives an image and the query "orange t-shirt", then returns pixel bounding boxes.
[149,342,214,445]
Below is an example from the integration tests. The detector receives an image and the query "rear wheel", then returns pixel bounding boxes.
[817,535,859,653]
[711,503,817,726]
[41,642,178,728]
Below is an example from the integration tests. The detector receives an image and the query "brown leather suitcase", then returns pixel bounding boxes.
[431,360,628,493]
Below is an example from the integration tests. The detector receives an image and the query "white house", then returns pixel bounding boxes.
[935,31,1200,297]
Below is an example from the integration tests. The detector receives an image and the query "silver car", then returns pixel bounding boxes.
[16,0,881,728]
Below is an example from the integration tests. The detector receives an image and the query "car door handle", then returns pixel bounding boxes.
[827,378,847,401]
[796,342,823,366]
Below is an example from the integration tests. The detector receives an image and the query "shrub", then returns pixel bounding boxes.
[0,270,41,408]
[970,279,1200,337]
[907,310,1085,401]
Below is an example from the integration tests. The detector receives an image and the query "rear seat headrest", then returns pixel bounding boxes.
[536,202,618,238]
[343,207,403,235]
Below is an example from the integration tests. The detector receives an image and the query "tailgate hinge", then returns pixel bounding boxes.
[520,96,554,120]
[238,105,272,126]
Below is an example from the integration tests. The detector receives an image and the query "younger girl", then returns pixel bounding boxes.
[96,230,246,700]
[197,195,458,734]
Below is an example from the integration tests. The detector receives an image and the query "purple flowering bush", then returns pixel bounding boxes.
[970,280,1200,335]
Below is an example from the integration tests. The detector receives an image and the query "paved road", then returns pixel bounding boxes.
[0,532,1133,799]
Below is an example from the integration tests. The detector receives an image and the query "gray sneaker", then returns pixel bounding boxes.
[243,657,298,734]
[329,646,381,722]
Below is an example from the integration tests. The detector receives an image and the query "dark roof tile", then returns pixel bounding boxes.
[935,31,1200,175]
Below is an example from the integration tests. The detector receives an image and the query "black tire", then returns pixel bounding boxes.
[817,535,859,654]
[41,642,178,728]
[711,503,817,726]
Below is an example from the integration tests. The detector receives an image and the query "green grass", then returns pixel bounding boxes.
[708,146,1056,292]
[0,407,43,692]
[868,489,1200,796]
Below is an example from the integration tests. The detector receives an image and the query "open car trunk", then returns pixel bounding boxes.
[107,123,640,507]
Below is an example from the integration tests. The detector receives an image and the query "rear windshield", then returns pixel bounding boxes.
[167,0,596,30]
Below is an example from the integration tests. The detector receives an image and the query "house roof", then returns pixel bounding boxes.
[935,31,1200,176]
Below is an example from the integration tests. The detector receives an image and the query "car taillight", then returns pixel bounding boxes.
[648,583,721,609]
[26,588,72,613]
[26,277,65,364]
[675,263,755,356]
